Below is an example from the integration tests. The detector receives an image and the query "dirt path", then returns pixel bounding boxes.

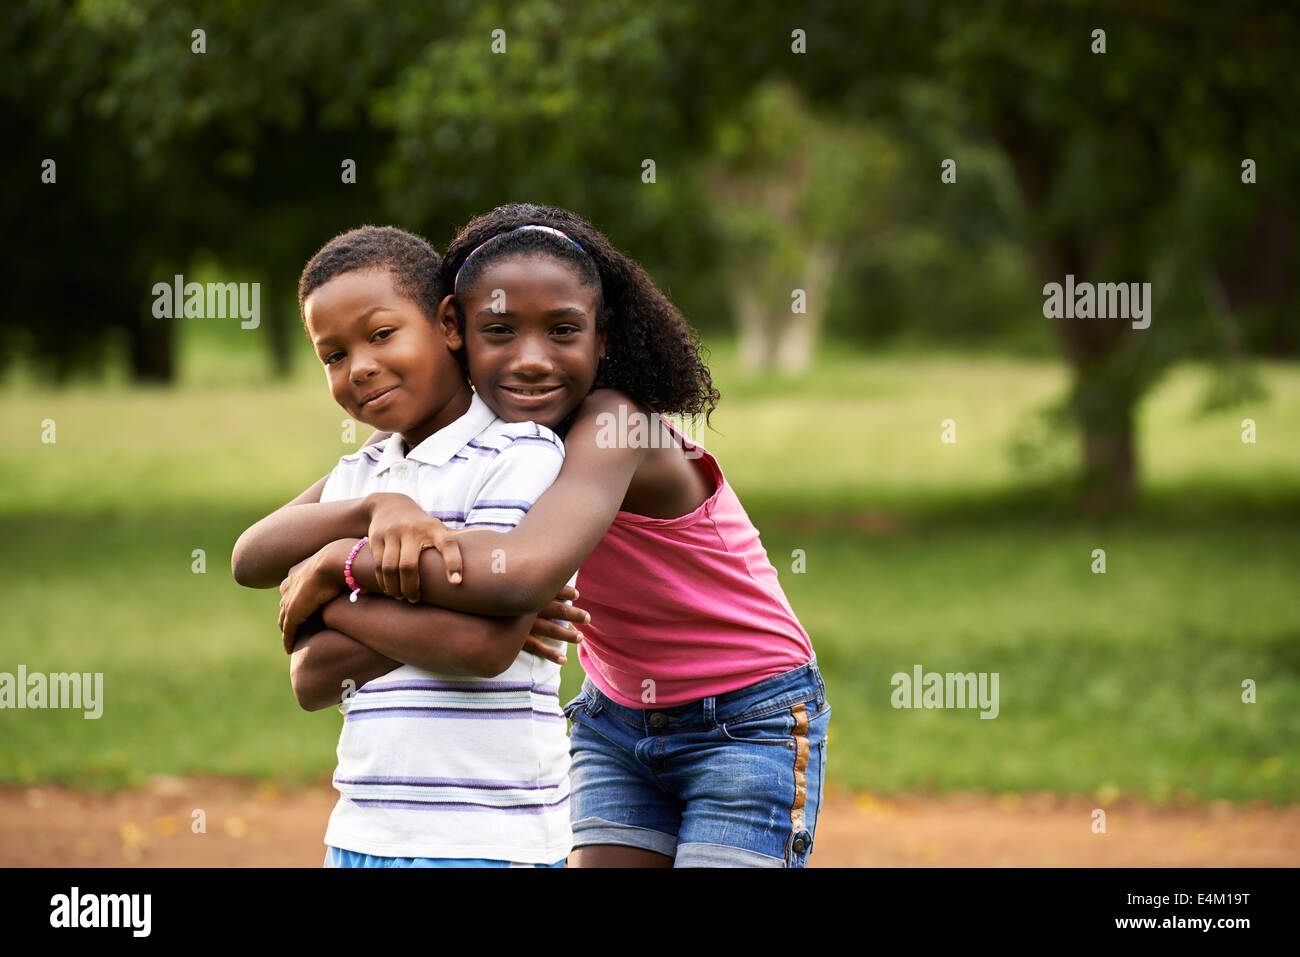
[2,777,1297,867]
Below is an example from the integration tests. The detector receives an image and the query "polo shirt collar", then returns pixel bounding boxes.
[378,392,500,472]
[371,433,408,475]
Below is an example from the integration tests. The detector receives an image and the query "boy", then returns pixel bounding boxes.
[234,226,574,866]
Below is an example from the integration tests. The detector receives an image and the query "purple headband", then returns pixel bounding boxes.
[453,225,586,294]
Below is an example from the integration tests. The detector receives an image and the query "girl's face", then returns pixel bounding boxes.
[304,268,470,448]
[442,255,604,430]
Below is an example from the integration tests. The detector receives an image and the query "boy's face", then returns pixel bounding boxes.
[443,255,604,430]
[304,268,470,448]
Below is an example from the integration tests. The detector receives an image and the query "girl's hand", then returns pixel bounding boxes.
[279,540,353,653]
[521,585,591,665]
[366,492,464,602]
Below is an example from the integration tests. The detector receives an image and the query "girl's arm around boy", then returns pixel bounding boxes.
[343,391,648,617]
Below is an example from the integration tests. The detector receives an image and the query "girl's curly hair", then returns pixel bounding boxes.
[439,203,720,424]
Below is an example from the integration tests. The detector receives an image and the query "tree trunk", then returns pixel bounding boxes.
[731,270,773,370]
[993,111,1140,510]
[268,298,292,378]
[128,310,175,383]
[777,243,839,373]
[1073,372,1138,511]
[1052,269,1139,512]
[1032,225,1139,511]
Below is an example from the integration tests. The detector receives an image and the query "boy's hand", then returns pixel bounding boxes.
[279,540,354,652]
[521,585,591,665]
[366,492,464,601]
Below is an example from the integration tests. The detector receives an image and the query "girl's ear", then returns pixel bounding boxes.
[437,294,463,349]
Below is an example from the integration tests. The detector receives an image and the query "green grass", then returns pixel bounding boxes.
[2,346,1297,803]
[768,513,1298,801]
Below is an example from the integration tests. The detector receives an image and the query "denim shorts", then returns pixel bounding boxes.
[562,660,830,867]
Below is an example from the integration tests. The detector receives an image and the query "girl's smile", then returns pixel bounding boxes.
[498,384,566,407]
[442,255,604,430]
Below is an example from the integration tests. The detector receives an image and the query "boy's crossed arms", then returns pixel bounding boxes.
[285,571,585,711]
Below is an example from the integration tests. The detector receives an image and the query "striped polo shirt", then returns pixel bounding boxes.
[319,392,574,863]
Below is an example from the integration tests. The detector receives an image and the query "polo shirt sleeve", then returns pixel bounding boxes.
[320,465,350,503]
[320,446,378,503]
[464,428,565,532]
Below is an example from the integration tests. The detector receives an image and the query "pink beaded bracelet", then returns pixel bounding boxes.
[345,537,369,603]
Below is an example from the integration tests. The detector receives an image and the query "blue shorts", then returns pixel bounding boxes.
[563,660,830,867]
[325,847,564,868]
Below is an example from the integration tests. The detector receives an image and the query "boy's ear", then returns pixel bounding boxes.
[437,294,463,349]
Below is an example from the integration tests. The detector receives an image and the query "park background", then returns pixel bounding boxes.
[2,1,1297,865]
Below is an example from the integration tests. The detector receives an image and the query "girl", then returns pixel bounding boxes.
[256,205,829,868]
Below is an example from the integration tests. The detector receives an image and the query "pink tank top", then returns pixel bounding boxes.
[575,418,814,708]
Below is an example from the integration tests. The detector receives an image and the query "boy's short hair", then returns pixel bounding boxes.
[298,226,442,322]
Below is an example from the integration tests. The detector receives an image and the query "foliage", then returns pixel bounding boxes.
[3,0,1296,501]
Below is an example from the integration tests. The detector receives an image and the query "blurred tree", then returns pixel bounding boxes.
[702,82,902,372]
[4,0,1295,513]
[711,0,1299,508]
[374,0,728,328]
[2,0,731,378]
[2,0,417,380]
